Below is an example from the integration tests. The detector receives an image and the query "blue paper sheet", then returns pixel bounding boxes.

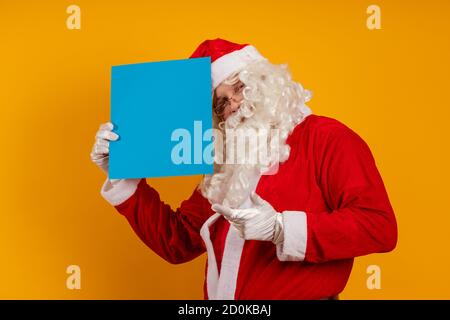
[109,57,213,179]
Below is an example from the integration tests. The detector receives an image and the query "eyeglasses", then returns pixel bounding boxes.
[213,81,246,119]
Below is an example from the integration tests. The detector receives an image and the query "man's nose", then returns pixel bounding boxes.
[231,94,244,103]
[229,99,242,113]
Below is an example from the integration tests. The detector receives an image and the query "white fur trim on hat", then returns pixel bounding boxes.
[212,45,266,90]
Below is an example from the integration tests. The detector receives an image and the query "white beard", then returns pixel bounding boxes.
[198,60,312,209]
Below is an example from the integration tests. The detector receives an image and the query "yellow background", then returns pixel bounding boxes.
[1,0,449,299]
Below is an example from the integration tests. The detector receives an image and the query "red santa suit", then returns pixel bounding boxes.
[100,113,398,300]
[99,39,397,299]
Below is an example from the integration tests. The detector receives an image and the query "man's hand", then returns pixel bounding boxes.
[212,192,284,244]
[90,122,119,175]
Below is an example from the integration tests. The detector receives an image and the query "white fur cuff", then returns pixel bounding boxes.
[100,178,141,206]
[276,211,307,262]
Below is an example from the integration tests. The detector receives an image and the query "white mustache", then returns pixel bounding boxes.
[224,101,256,129]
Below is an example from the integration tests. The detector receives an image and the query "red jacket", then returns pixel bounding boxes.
[101,114,398,299]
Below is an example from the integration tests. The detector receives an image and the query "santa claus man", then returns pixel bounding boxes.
[91,39,397,300]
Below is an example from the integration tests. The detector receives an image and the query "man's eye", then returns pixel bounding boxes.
[221,100,230,108]
[234,82,245,93]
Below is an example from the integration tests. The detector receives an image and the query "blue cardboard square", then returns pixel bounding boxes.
[109,57,213,179]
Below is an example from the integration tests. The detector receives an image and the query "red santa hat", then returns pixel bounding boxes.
[190,38,267,90]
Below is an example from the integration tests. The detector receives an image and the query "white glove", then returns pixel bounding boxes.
[211,192,284,245]
[90,122,119,175]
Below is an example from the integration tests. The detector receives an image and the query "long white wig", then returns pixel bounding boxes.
[198,59,312,208]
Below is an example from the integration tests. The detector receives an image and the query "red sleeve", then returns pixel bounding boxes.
[115,179,213,264]
[304,125,398,263]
